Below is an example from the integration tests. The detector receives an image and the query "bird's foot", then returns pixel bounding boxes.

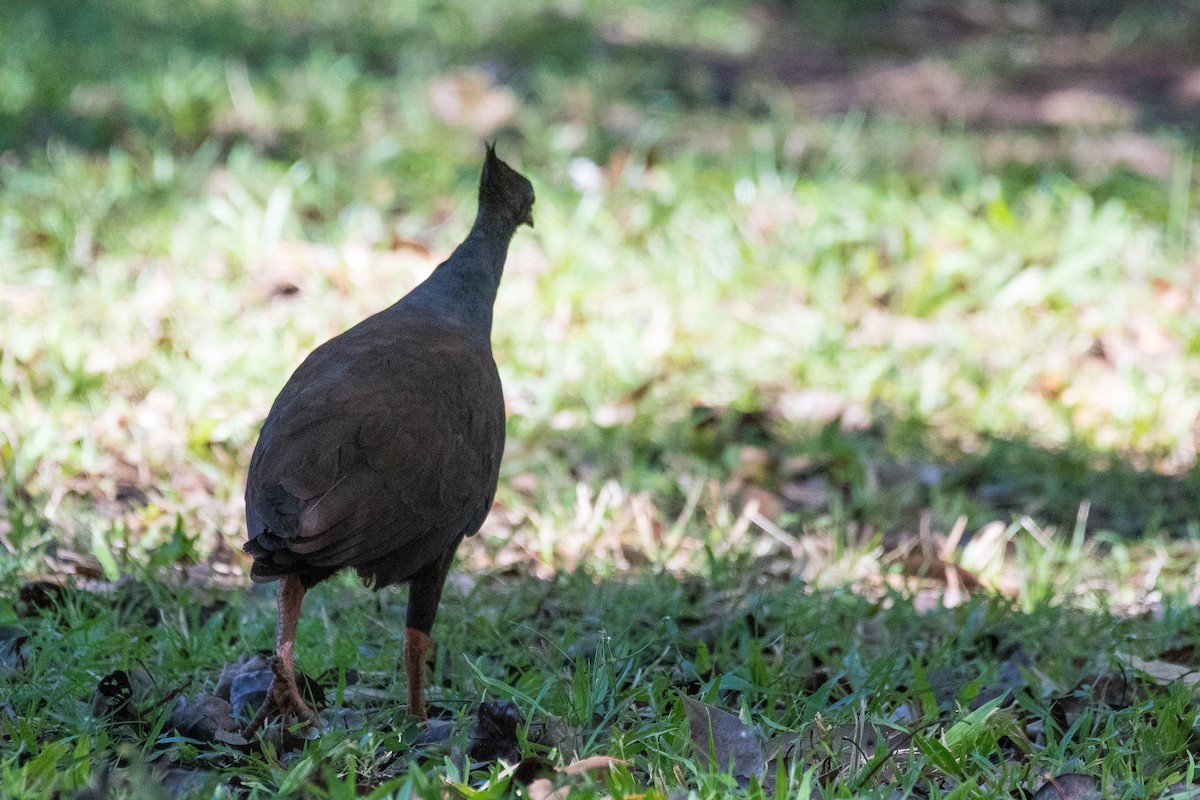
[240,656,320,739]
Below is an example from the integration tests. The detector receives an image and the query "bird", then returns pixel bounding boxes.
[241,145,534,735]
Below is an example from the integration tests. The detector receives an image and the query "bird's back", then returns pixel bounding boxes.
[244,308,505,588]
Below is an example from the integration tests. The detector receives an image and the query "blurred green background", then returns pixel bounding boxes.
[2,0,1199,570]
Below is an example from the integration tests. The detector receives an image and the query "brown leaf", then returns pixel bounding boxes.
[521,755,628,799]
[168,692,243,744]
[526,778,571,800]
[1156,644,1198,666]
[1031,773,1101,800]
[563,756,626,777]
[680,695,764,779]
[1119,654,1200,688]
[896,551,985,592]
[1051,671,1143,731]
[17,581,66,615]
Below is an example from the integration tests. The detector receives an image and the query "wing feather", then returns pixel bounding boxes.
[244,316,504,585]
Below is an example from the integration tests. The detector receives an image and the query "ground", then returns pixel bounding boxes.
[2,1,1200,797]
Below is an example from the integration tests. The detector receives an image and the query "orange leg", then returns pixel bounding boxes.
[242,575,321,738]
[405,627,432,722]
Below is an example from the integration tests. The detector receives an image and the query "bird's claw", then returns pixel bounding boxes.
[240,656,320,739]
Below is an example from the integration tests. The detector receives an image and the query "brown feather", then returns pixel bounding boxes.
[245,313,505,588]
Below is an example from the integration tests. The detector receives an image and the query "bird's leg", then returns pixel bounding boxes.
[272,574,319,727]
[405,627,432,722]
[242,574,321,738]
[404,549,456,722]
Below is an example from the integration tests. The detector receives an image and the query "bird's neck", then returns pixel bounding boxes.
[397,210,516,342]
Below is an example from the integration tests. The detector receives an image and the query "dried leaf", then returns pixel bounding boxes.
[563,756,626,777]
[896,551,985,591]
[17,581,66,615]
[1120,654,1200,687]
[230,665,273,720]
[1051,670,1143,731]
[526,778,570,800]
[93,670,138,722]
[168,692,242,744]
[467,700,524,764]
[765,719,902,784]
[1031,773,1102,800]
[1156,644,1198,666]
[1164,782,1200,799]
[0,626,30,674]
[521,754,627,799]
[527,713,587,761]
[680,695,764,780]
[216,654,272,717]
[385,234,431,258]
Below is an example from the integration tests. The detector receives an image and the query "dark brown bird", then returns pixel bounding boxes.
[242,146,534,734]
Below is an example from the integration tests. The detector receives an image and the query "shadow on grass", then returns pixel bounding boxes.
[523,399,1200,541]
[2,0,1198,153]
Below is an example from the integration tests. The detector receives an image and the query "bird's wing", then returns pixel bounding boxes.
[244,321,504,579]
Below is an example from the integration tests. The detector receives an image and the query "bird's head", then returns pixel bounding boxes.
[478,143,535,230]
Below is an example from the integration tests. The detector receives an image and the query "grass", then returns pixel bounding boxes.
[2,0,1200,797]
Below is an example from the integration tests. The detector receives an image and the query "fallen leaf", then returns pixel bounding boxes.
[527,713,587,760]
[1031,773,1101,800]
[228,663,274,720]
[17,581,66,615]
[0,626,30,674]
[385,234,432,258]
[1164,782,1200,798]
[563,755,626,776]
[414,719,454,747]
[1051,670,1143,731]
[895,551,985,592]
[216,653,321,723]
[467,700,524,764]
[526,778,570,800]
[765,718,904,785]
[93,670,138,722]
[520,754,628,799]
[1119,654,1200,688]
[1156,643,1198,665]
[167,692,243,745]
[680,695,764,780]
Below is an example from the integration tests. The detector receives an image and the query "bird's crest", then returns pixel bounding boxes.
[479,143,535,228]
